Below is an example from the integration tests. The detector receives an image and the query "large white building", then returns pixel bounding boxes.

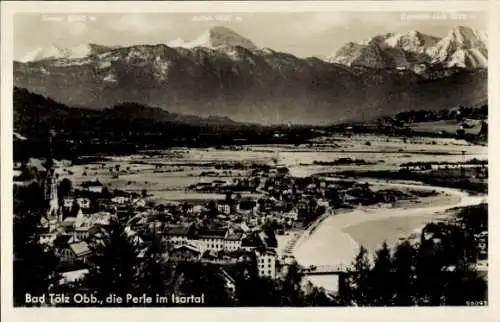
[195,229,227,253]
[162,224,196,246]
[162,225,248,253]
[256,249,278,279]
[224,230,244,251]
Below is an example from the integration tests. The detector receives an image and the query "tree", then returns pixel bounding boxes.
[392,240,417,305]
[206,200,218,219]
[304,286,336,306]
[141,189,148,199]
[84,218,140,306]
[279,261,305,306]
[369,241,394,305]
[176,262,233,306]
[13,182,60,306]
[442,260,487,305]
[137,233,172,305]
[15,162,37,181]
[234,252,262,305]
[348,245,372,306]
[415,233,447,305]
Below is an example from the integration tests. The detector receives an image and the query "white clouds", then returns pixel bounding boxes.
[110,14,172,34]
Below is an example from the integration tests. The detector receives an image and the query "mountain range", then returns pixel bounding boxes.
[330,26,488,70]
[14,25,487,125]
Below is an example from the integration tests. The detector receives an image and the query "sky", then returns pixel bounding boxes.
[14,11,487,60]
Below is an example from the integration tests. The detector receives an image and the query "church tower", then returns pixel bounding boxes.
[43,132,60,220]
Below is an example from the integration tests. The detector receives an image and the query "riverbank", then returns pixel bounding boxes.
[276,208,335,258]
[290,180,486,293]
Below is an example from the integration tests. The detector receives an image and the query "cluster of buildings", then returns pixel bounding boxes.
[15,145,306,288]
[15,135,372,296]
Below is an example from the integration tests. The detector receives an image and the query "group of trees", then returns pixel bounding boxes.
[393,104,488,124]
[13,181,60,306]
[342,204,488,306]
[14,87,323,162]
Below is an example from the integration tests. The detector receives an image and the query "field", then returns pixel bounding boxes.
[56,134,487,203]
[408,119,482,135]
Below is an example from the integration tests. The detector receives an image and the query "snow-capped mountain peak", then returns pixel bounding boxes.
[329,26,487,70]
[167,26,258,50]
[384,30,440,52]
[166,37,187,48]
[359,33,394,46]
[431,26,488,68]
[18,43,117,63]
[19,46,63,63]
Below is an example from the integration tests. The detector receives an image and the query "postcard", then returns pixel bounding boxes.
[1,1,498,322]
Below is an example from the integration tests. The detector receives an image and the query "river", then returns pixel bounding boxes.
[291,180,487,293]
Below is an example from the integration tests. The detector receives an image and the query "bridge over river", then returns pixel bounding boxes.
[300,264,350,276]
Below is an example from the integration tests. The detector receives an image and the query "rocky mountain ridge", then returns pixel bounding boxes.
[14,25,487,125]
[329,26,488,70]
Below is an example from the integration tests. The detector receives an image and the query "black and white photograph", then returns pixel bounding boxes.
[3,1,494,312]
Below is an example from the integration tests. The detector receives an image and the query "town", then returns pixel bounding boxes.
[13,131,489,306]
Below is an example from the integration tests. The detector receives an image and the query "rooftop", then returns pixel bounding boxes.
[69,241,91,257]
[225,231,244,241]
[163,224,193,236]
[198,229,227,239]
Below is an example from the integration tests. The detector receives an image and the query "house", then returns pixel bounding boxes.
[111,196,128,205]
[224,230,244,251]
[163,224,196,246]
[132,198,146,208]
[57,241,92,265]
[73,224,91,241]
[60,217,77,234]
[76,197,91,209]
[39,226,58,246]
[200,250,219,261]
[194,229,227,253]
[169,244,201,262]
[255,248,278,279]
[63,197,75,209]
[217,204,231,215]
[81,211,113,226]
[191,205,204,214]
[241,232,266,251]
[297,200,309,212]
[317,199,329,208]
[59,268,89,285]
[81,180,104,194]
[475,232,488,259]
[281,208,299,225]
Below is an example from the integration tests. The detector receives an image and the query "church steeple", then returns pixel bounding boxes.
[43,130,59,220]
[43,131,55,170]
